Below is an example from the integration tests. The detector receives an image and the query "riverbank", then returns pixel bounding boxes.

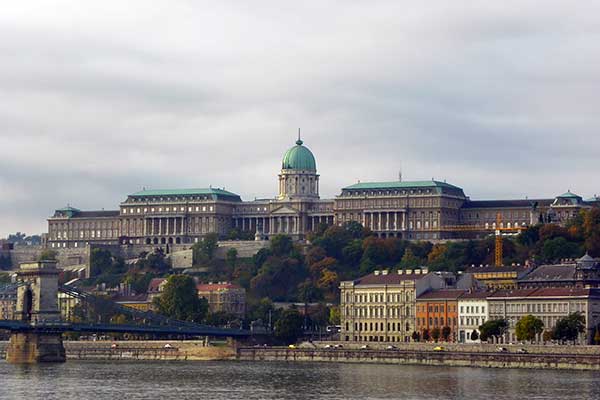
[0,340,235,361]
[3,340,600,369]
[237,346,600,370]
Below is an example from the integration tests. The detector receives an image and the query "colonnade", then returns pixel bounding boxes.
[234,215,335,235]
[363,211,406,232]
[145,217,186,236]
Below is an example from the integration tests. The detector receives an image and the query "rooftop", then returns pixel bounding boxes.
[352,270,430,285]
[131,188,240,198]
[417,289,467,301]
[518,264,576,282]
[462,199,552,209]
[343,180,462,191]
[489,287,600,299]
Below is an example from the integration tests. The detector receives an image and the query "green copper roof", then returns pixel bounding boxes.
[130,188,240,199]
[557,191,581,199]
[282,139,317,171]
[343,180,462,191]
[56,206,80,212]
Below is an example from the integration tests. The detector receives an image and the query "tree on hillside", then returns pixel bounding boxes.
[541,237,582,263]
[552,312,585,343]
[270,235,293,257]
[515,315,544,342]
[153,275,208,323]
[583,208,600,257]
[342,239,363,266]
[226,247,238,269]
[274,309,304,344]
[399,248,422,269]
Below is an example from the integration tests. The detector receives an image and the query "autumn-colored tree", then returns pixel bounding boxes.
[583,208,600,257]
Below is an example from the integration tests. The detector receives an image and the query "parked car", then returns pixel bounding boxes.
[360,344,370,349]
[324,344,332,349]
[433,346,445,352]
[385,345,397,350]
[333,344,343,349]
[496,347,508,353]
[288,344,297,349]
[516,348,528,354]
[164,343,174,349]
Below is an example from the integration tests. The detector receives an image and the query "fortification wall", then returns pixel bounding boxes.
[215,241,268,259]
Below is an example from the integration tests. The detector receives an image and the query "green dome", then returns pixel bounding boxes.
[281,139,317,171]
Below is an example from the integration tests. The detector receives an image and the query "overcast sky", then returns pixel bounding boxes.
[1,1,599,237]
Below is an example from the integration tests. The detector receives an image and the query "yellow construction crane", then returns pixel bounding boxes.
[437,213,524,266]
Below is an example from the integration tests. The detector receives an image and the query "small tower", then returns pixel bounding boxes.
[15,261,61,324]
[6,261,66,363]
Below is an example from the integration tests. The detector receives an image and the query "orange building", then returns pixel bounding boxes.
[416,289,466,342]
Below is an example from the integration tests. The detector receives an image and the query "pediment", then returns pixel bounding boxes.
[270,205,299,215]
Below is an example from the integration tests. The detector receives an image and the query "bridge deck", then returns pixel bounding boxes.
[0,320,250,337]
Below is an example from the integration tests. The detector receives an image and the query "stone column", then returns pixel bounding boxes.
[159,218,162,236]
[378,212,382,231]
[394,212,398,231]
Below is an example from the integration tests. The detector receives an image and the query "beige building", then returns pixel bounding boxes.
[487,287,600,344]
[46,136,598,249]
[339,269,450,343]
[196,282,246,317]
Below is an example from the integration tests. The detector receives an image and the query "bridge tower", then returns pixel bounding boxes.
[6,261,66,363]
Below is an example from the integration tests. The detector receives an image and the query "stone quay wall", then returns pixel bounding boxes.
[237,346,600,371]
[0,340,234,361]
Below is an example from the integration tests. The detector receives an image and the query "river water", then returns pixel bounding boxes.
[1,360,598,400]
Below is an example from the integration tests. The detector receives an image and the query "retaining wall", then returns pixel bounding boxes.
[237,347,600,370]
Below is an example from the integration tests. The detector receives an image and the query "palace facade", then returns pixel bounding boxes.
[47,137,599,249]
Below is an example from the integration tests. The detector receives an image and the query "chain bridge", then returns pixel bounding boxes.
[0,261,249,363]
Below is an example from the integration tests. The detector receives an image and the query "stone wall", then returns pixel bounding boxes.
[170,250,193,269]
[215,241,268,259]
[237,346,600,370]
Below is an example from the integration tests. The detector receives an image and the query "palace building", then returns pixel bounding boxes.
[46,136,598,249]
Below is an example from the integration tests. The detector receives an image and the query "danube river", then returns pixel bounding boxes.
[1,360,599,400]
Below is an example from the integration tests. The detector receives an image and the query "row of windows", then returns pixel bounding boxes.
[51,221,118,230]
[460,316,486,327]
[349,306,413,318]
[489,301,586,314]
[417,317,457,327]
[460,305,486,314]
[347,292,413,304]
[416,304,457,313]
[129,196,212,202]
[352,321,412,332]
[342,189,435,197]
[123,205,215,214]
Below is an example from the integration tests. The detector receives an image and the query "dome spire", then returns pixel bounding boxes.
[296,128,303,145]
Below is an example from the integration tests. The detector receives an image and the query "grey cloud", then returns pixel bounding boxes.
[1,0,599,236]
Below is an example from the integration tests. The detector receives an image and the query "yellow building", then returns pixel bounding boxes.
[466,265,533,289]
